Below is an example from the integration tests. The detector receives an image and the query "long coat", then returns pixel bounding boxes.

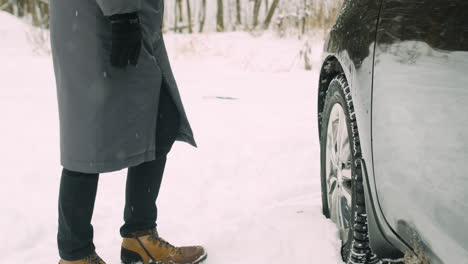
[50,0,196,173]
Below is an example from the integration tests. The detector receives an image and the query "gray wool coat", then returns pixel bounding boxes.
[49,0,196,173]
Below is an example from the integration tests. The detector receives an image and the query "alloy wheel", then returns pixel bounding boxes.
[325,103,353,243]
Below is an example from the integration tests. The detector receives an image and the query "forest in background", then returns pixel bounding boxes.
[0,0,343,69]
[0,0,343,36]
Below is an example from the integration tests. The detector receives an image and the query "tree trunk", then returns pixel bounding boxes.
[198,0,207,32]
[252,0,262,28]
[263,0,280,29]
[216,0,224,32]
[186,0,193,33]
[177,0,183,22]
[236,0,242,25]
[301,0,307,35]
[173,1,178,32]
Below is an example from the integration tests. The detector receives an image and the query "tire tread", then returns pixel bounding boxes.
[321,74,383,264]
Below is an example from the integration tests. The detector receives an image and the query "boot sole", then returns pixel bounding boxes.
[193,251,208,264]
[121,247,147,264]
[121,247,208,264]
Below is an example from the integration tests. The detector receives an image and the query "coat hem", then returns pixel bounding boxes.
[177,130,197,148]
[61,149,156,174]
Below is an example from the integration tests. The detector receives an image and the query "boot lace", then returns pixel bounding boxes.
[147,229,182,256]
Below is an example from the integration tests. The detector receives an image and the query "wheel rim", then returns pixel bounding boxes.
[326,103,353,243]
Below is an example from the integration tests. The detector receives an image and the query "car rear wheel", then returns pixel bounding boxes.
[320,74,380,264]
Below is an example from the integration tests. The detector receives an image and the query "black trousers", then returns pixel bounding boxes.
[58,84,180,261]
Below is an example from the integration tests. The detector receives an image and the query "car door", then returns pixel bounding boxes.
[371,0,468,263]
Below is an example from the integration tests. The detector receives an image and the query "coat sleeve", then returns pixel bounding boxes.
[95,0,142,16]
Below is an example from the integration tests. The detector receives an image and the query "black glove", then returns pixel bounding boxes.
[107,12,142,68]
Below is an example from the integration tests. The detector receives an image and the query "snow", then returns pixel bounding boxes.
[0,11,342,263]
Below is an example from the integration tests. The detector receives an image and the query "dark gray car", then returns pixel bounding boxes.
[318,0,468,263]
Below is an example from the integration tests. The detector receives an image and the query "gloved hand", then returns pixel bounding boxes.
[107,12,142,68]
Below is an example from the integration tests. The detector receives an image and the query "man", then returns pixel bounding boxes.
[49,0,206,263]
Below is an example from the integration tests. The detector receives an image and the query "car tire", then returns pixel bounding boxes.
[320,74,380,264]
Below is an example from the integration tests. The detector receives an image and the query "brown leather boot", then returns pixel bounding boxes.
[121,228,207,264]
[59,252,106,264]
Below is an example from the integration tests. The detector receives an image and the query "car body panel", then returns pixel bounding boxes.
[372,0,468,263]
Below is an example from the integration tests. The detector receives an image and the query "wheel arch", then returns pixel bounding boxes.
[317,56,344,140]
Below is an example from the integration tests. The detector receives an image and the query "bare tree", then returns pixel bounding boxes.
[252,0,262,28]
[186,0,193,33]
[235,0,242,25]
[198,0,207,32]
[0,0,49,27]
[263,0,280,29]
[301,0,307,35]
[177,0,184,32]
[1,0,344,36]
[216,0,224,32]
[173,0,179,32]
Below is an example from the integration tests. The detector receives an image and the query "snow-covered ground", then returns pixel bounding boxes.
[0,11,343,263]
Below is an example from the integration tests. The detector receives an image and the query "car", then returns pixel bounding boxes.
[317,0,468,263]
